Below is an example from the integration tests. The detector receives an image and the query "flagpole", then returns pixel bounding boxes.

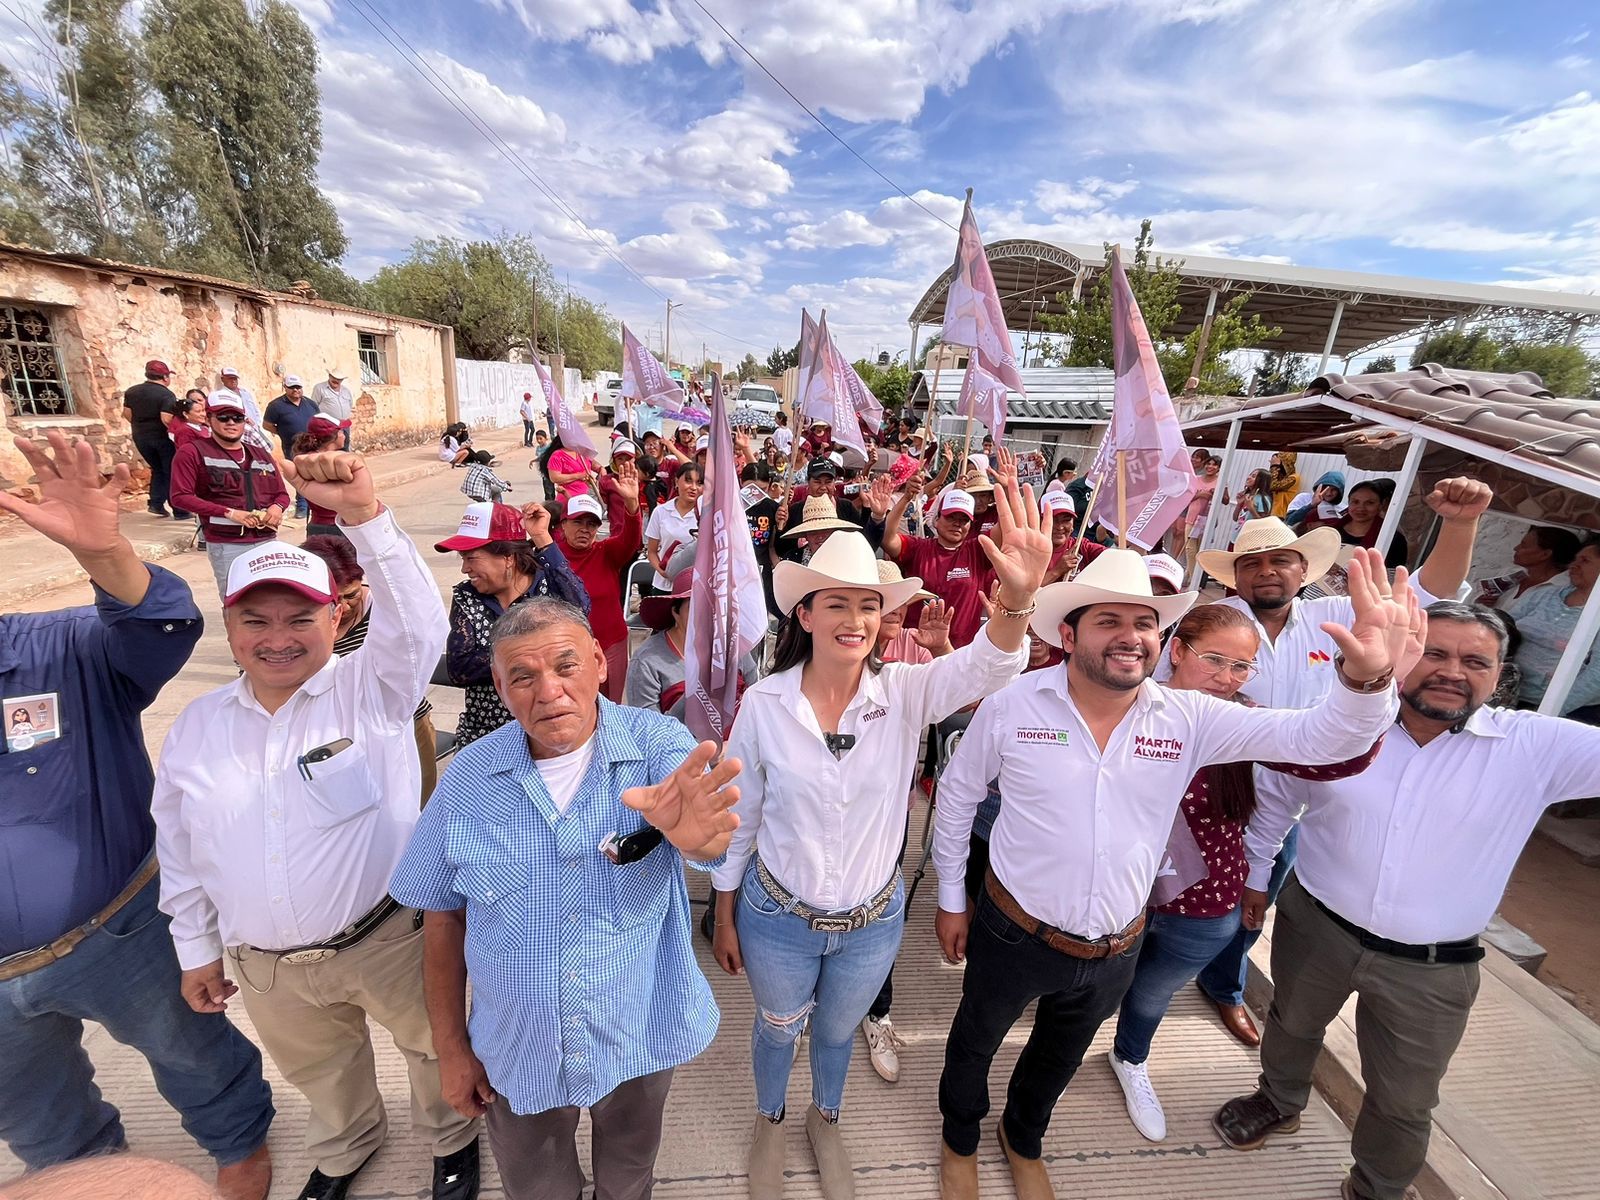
[1116,450,1129,550]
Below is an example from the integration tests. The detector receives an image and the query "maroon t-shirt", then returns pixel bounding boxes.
[895,534,992,648]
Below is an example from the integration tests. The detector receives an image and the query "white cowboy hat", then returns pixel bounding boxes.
[781,494,858,539]
[877,558,935,604]
[775,531,924,615]
[1196,517,1342,589]
[1029,548,1197,647]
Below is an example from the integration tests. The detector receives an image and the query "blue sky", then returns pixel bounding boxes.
[13,0,1600,366]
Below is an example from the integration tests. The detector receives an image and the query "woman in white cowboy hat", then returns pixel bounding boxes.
[710,471,1052,1200]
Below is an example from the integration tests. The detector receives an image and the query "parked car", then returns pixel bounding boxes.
[737,383,782,428]
[596,377,622,424]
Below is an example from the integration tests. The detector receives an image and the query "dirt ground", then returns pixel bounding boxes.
[1499,832,1600,1021]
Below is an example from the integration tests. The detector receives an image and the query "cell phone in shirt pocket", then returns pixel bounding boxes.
[297,737,381,829]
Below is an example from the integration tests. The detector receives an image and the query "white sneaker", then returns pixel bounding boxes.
[1108,1051,1166,1141]
[861,1015,905,1083]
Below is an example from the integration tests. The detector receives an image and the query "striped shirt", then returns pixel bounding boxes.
[388,699,720,1115]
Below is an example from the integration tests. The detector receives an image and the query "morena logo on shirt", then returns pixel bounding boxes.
[1307,649,1332,666]
[1132,734,1184,761]
[946,566,973,582]
[862,707,888,723]
[1016,727,1069,745]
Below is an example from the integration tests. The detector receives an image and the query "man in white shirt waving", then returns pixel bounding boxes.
[152,450,481,1200]
[931,547,1419,1200]
[1216,599,1600,1200]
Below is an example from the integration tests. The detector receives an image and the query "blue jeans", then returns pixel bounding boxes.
[0,874,274,1169]
[1197,824,1300,1007]
[736,863,906,1120]
[1113,908,1242,1064]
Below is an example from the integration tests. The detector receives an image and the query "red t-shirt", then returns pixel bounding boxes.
[555,508,643,650]
[895,534,992,649]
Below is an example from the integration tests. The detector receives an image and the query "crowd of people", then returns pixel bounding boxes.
[3,388,1599,1200]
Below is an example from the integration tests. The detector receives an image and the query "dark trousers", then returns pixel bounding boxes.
[1259,878,1478,1200]
[133,430,176,512]
[523,419,537,447]
[939,891,1142,1158]
[485,1068,673,1200]
[1198,823,1299,1007]
[0,874,274,1169]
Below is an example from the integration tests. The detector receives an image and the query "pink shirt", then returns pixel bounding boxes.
[879,630,933,666]
[547,449,593,499]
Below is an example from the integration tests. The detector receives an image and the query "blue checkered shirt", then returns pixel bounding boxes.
[389,698,721,1115]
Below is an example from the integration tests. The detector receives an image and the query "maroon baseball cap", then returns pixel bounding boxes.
[145,360,172,378]
[640,567,693,630]
[306,414,351,438]
[434,502,528,552]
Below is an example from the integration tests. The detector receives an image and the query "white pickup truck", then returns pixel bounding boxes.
[737,383,782,428]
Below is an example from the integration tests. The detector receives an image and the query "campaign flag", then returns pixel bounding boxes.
[942,192,1025,396]
[956,348,1011,440]
[534,354,597,457]
[798,311,869,460]
[621,323,709,426]
[801,308,881,433]
[1150,809,1210,907]
[684,372,768,746]
[798,308,819,399]
[1088,244,1197,550]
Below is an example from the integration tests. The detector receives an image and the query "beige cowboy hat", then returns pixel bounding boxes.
[1029,548,1197,648]
[877,558,935,605]
[958,470,995,495]
[781,493,858,539]
[775,531,925,616]
[1196,517,1342,589]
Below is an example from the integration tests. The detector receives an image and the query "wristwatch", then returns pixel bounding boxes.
[1334,654,1392,693]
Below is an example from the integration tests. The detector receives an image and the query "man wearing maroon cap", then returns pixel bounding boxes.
[152,449,482,1200]
[883,486,993,649]
[170,392,291,600]
[123,359,188,520]
[553,467,642,703]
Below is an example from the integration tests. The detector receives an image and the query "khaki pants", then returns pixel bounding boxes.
[414,710,440,805]
[230,907,477,1175]
[1259,877,1480,1200]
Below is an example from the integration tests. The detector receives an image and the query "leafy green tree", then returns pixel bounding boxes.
[1411,329,1597,397]
[1253,349,1312,396]
[737,353,759,382]
[1410,329,1501,373]
[915,333,943,368]
[765,341,800,376]
[1036,221,1277,394]
[554,292,620,377]
[1360,354,1397,374]
[852,359,912,411]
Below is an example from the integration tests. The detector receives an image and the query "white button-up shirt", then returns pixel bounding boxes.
[1244,707,1600,943]
[311,380,355,422]
[934,670,1399,938]
[714,632,1027,910]
[153,508,447,968]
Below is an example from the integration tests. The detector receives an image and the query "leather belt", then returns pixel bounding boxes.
[984,871,1145,960]
[245,896,404,965]
[755,858,898,933]
[1310,895,1484,965]
[0,856,160,983]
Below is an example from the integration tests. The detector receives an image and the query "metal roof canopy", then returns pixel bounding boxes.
[908,365,1114,426]
[908,238,1600,357]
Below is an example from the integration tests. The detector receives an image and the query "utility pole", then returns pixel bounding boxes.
[665,300,683,373]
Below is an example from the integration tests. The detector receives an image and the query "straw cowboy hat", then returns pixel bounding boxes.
[958,469,995,495]
[1196,517,1342,589]
[781,494,858,539]
[774,531,925,616]
[877,558,935,605]
[1029,548,1197,648]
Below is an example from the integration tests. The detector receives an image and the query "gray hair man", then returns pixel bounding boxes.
[389,597,741,1200]
[1216,601,1600,1200]
[151,450,480,1200]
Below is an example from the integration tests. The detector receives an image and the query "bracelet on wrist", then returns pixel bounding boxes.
[993,597,1038,621]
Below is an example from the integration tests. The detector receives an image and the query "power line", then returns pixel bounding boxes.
[339,0,772,352]
[689,0,959,234]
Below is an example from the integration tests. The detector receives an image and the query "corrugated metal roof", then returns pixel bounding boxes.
[0,240,449,330]
[1182,363,1600,508]
[908,365,1113,427]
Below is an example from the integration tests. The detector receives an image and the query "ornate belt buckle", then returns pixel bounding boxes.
[810,916,853,934]
[280,947,338,965]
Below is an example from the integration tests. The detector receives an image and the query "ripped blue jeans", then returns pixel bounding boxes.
[735,862,906,1120]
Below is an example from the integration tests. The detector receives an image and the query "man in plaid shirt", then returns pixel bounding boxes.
[461,461,511,504]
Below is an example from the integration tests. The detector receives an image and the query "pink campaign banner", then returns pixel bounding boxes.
[800,308,881,434]
[683,373,767,746]
[1087,244,1197,550]
[621,323,709,426]
[942,193,1025,396]
[533,353,597,457]
[798,311,869,460]
[957,347,1010,440]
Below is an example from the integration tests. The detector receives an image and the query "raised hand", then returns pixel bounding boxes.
[621,741,742,861]
[976,467,1051,609]
[1424,477,1492,522]
[864,472,895,519]
[0,431,130,557]
[282,450,377,525]
[991,445,1018,490]
[1319,548,1412,683]
[910,596,952,655]
[520,501,554,548]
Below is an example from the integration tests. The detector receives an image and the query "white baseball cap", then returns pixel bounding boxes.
[220,365,240,378]
[967,452,990,475]
[675,421,694,434]
[283,374,303,388]
[564,494,604,521]
[1040,491,1077,517]
[610,439,638,458]
[695,435,710,452]
[940,489,977,518]
[828,451,844,468]
[206,389,245,414]
[1143,553,1185,593]
[224,543,334,608]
